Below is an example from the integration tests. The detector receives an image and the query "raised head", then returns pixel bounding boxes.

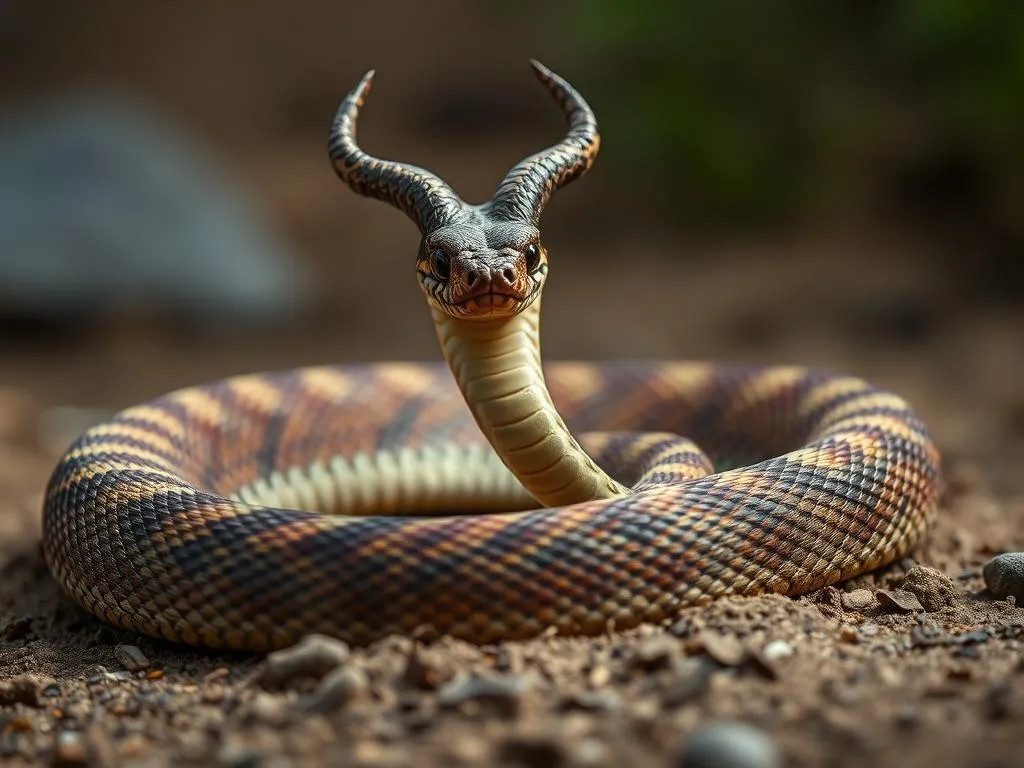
[329,60,600,320]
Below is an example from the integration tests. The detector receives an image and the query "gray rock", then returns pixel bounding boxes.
[677,721,781,768]
[0,94,308,325]
[983,553,1024,603]
[256,634,350,688]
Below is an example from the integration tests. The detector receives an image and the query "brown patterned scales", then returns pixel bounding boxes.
[42,62,941,651]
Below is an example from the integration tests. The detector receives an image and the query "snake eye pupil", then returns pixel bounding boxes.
[431,249,450,280]
[525,243,541,272]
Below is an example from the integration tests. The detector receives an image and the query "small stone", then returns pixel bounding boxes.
[677,721,781,768]
[491,645,524,674]
[569,738,608,767]
[760,640,793,661]
[984,553,1024,603]
[875,589,925,614]
[303,665,368,713]
[438,673,537,718]
[909,624,947,647]
[403,646,455,690]
[559,688,622,713]
[586,664,610,688]
[352,740,390,765]
[669,618,693,638]
[118,734,148,759]
[53,730,88,766]
[660,658,712,707]
[839,625,860,643]
[629,635,680,672]
[256,634,350,688]
[697,632,748,667]
[114,645,151,672]
[901,566,960,611]
[445,734,489,763]
[246,692,292,726]
[840,589,876,612]
[204,667,231,682]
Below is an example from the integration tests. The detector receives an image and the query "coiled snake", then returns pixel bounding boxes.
[43,62,941,651]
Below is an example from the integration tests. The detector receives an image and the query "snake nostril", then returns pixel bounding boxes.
[467,270,478,287]
[502,268,514,283]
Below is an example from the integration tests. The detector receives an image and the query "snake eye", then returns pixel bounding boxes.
[431,249,451,280]
[524,243,541,273]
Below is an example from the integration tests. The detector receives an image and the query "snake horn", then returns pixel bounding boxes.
[329,70,468,233]
[485,60,601,225]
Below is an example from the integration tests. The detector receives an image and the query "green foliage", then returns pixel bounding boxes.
[529,0,1024,227]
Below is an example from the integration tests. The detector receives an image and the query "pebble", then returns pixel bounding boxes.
[53,730,88,766]
[403,645,455,690]
[677,721,781,768]
[246,692,293,726]
[586,664,610,688]
[114,644,151,672]
[875,589,925,614]
[204,667,232,682]
[660,658,712,707]
[697,632,748,667]
[559,688,622,713]
[256,634,350,688]
[760,639,793,661]
[438,673,537,718]
[629,635,681,672]
[983,553,1024,603]
[901,566,960,611]
[303,665,368,713]
[840,588,876,612]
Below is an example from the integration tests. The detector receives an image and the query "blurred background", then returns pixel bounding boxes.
[0,0,1021,491]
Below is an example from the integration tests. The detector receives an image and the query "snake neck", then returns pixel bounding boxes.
[432,302,628,507]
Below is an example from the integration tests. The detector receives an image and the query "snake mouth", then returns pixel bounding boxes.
[453,288,526,315]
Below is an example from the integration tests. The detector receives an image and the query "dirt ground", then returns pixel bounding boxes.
[3,4,1024,766]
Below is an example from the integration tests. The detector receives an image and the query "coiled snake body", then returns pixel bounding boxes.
[43,63,941,651]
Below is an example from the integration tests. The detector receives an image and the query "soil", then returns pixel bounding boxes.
[3,3,1024,766]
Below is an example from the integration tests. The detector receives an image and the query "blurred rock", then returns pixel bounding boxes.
[0,94,309,328]
[983,553,1024,603]
[676,721,781,768]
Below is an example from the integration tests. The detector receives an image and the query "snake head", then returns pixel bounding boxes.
[329,60,596,320]
[415,220,548,318]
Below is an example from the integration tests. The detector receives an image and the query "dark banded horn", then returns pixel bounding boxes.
[485,60,600,225]
[329,70,467,233]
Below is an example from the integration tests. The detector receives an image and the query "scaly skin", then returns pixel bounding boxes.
[41,62,942,651]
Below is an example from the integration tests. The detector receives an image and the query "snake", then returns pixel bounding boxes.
[42,61,942,652]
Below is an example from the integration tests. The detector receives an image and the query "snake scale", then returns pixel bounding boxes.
[43,62,942,652]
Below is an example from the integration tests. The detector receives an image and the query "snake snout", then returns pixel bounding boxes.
[465,264,516,291]
[443,251,537,317]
